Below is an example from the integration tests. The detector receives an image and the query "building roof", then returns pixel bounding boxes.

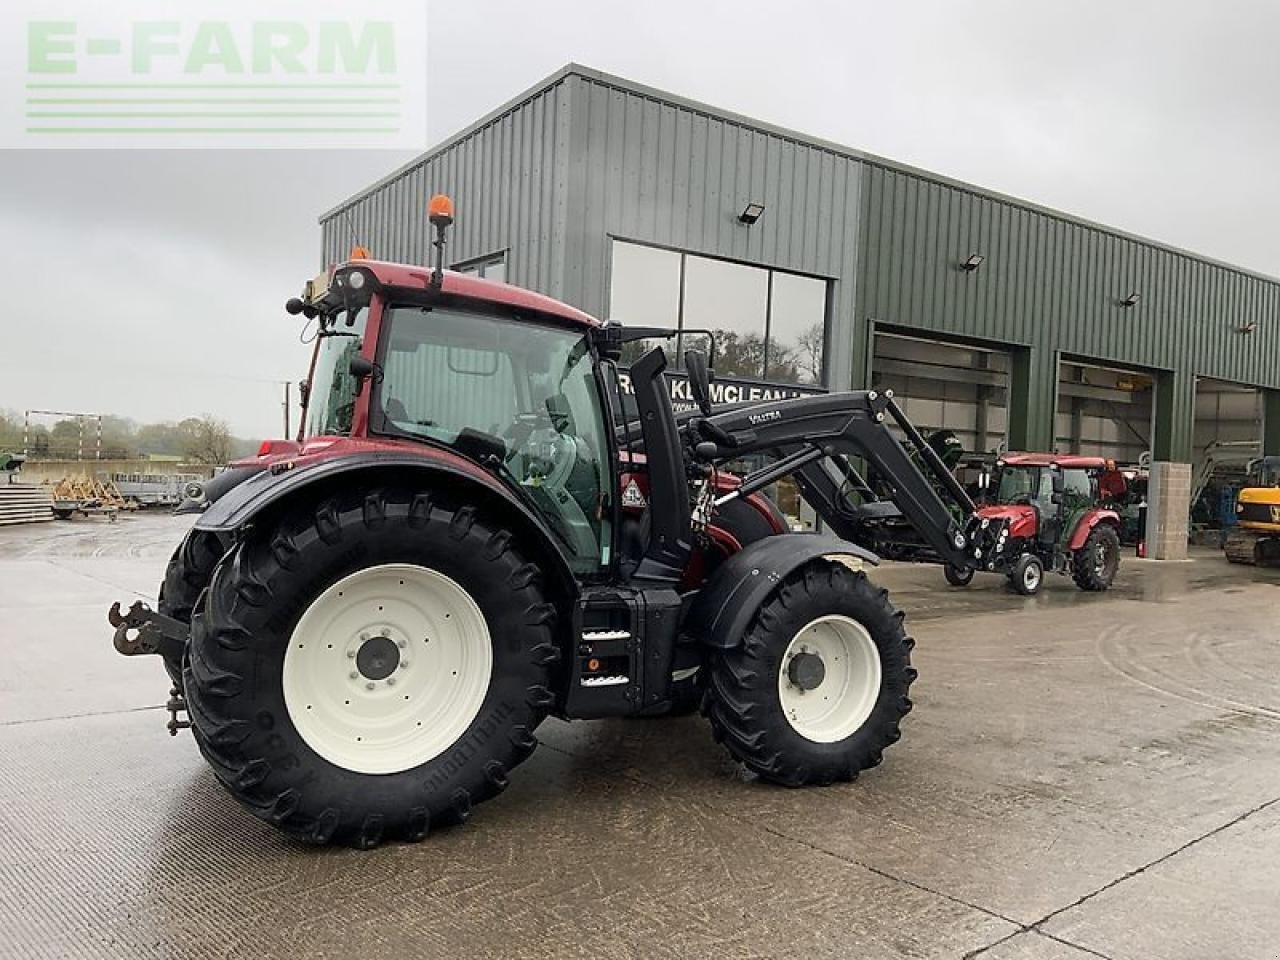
[320,64,1280,288]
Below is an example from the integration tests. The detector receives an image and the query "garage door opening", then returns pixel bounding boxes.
[871,332,1009,457]
[1192,377,1263,531]
[1055,361,1154,464]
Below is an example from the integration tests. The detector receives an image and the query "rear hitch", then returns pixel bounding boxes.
[107,600,189,665]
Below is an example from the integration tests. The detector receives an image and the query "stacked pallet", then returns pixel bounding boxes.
[0,483,55,526]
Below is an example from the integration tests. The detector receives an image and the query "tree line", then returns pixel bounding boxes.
[0,410,257,465]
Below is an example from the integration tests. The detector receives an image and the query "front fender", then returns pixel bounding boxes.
[1068,508,1122,551]
[684,534,880,650]
[193,452,578,602]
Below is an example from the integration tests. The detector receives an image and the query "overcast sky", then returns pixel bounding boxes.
[3,0,1278,440]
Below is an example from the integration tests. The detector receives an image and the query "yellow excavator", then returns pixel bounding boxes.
[1225,456,1280,566]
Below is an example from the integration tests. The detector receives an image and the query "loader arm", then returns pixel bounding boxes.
[688,389,1005,571]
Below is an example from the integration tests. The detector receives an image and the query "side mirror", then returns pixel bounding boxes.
[349,355,378,396]
[684,349,713,416]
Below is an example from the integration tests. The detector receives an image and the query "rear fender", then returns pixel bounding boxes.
[193,453,578,603]
[684,534,880,651]
[1068,508,1122,551]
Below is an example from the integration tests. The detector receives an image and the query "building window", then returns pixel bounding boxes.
[607,240,827,385]
[455,252,506,283]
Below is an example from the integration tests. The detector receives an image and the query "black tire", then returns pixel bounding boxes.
[943,563,974,587]
[701,560,916,787]
[1010,553,1043,595]
[184,487,559,848]
[1072,524,1120,591]
[156,530,225,687]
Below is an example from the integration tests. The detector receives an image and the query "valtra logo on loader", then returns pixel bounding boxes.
[110,194,1038,849]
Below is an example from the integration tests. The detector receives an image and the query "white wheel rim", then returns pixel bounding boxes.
[1023,562,1041,591]
[282,563,492,775]
[777,615,882,743]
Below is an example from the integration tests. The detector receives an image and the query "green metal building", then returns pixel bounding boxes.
[320,64,1280,551]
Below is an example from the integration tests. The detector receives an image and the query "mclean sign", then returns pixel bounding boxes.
[616,370,825,414]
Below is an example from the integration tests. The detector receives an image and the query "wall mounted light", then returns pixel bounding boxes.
[739,201,766,225]
[1237,320,1258,334]
[961,253,985,272]
[1120,292,1141,307]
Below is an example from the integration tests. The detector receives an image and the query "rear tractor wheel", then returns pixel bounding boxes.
[1072,524,1120,591]
[184,488,559,847]
[157,529,226,687]
[702,559,915,787]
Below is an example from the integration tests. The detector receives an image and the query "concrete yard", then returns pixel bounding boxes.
[1,512,1277,960]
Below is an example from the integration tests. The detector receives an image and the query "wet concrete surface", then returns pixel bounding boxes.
[1,513,1277,959]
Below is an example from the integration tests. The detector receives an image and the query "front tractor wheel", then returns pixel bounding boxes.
[702,560,916,787]
[943,562,974,587]
[184,489,559,848]
[1009,553,1044,595]
[1072,524,1120,591]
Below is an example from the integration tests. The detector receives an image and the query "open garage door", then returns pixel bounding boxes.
[871,332,1009,456]
[1056,361,1154,464]
[1191,378,1263,531]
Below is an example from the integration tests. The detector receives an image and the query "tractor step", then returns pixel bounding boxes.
[580,675,630,687]
[562,588,682,719]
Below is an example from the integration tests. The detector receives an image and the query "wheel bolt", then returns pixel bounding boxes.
[400,660,410,669]
[365,681,375,690]
[349,671,359,680]
[396,639,406,649]
[360,631,370,642]
[346,650,356,659]
[386,676,396,686]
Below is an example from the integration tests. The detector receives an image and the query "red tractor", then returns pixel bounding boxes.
[109,195,1019,847]
[943,453,1124,595]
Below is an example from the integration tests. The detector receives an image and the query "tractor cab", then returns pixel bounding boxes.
[286,224,618,580]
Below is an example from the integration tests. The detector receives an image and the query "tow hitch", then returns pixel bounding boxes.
[108,600,189,661]
[107,601,193,736]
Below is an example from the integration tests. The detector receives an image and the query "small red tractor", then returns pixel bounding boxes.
[943,453,1124,595]
[109,195,1028,847]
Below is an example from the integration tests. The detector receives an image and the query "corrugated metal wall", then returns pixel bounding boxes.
[857,164,1280,455]
[559,73,863,392]
[321,82,574,299]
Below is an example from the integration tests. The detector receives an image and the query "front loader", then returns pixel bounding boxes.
[109,194,1011,847]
